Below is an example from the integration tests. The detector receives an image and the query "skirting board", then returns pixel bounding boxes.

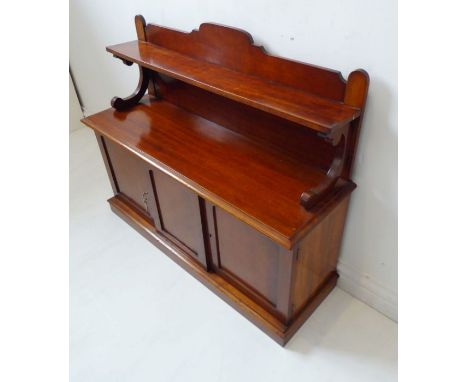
[337,261,397,321]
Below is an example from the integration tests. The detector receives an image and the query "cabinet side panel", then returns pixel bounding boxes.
[292,197,350,314]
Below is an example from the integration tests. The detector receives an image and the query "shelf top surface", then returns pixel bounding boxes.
[106,40,361,134]
[83,97,354,247]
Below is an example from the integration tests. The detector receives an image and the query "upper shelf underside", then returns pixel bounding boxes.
[106,40,361,135]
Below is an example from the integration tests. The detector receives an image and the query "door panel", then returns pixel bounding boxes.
[205,202,280,307]
[150,167,208,268]
[102,137,156,219]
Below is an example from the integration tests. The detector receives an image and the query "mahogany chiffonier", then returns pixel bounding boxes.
[81,15,369,346]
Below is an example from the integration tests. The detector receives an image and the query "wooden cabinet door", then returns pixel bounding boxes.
[149,167,208,269]
[99,136,158,221]
[204,201,294,318]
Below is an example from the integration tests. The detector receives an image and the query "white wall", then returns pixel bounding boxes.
[70,0,397,320]
[69,74,83,132]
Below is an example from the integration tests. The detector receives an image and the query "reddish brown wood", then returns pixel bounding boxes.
[95,132,119,195]
[150,80,338,172]
[343,69,370,178]
[108,194,338,345]
[81,17,369,346]
[111,66,150,110]
[292,197,351,314]
[205,201,287,319]
[134,15,158,97]
[150,166,208,268]
[143,20,369,202]
[145,22,347,101]
[82,97,355,248]
[300,135,347,209]
[106,40,361,134]
[103,137,155,220]
[106,21,369,207]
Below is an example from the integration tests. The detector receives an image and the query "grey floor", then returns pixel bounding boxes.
[70,126,398,382]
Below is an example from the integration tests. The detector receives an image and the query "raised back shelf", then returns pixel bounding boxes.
[107,40,361,135]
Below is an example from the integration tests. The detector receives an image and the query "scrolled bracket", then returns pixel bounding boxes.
[111,65,150,110]
[300,135,346,210]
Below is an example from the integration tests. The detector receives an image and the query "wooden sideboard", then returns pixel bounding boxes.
[81,15,369,346]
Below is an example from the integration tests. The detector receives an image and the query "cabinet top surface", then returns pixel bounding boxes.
[82,97,354,248]
[107,40,361,134]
